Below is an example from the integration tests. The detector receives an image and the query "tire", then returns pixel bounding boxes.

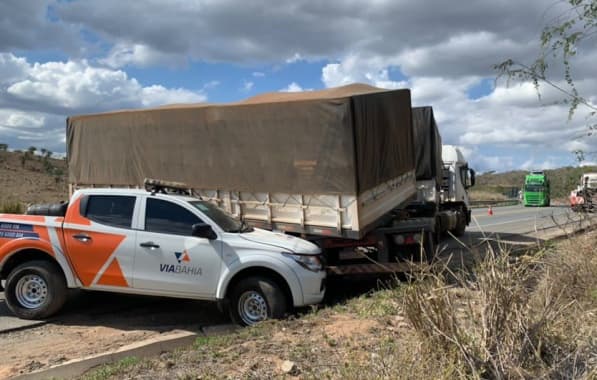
[433,218,442,245]
[422,231,436,264]
[229,276,288,326]
[452,211,466,237]
[5,260,67,320]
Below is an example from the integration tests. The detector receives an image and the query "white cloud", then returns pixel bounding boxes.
[252,72,265,77]
[0,111,45,128]
[280,82,309,92]
[141,85,206,107]
[398,31,533,77]
[0,53,29,84]
[100,43,185,68]
[2,55,206,113]
[0,53,207,151]
[242,80,254,92]
[322,54,408,89]
[203,80,220,90]
[286,53,303,64]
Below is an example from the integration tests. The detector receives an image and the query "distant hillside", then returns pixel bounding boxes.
[472,166,597,200]
[0,149,68,208]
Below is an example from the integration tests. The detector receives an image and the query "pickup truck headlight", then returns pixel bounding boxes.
[282,253,323,272]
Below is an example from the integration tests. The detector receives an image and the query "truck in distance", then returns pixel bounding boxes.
[523,171,550,207]
[0,182,326,325]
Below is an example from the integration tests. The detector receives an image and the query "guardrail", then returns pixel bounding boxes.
[469,199,520,208]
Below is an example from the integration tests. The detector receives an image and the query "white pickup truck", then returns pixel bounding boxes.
[0,185,326,325]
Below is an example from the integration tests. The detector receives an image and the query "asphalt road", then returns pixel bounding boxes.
[469,204,575,234]
[1,204,594,334]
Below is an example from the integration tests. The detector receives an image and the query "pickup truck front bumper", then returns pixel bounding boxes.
[298,269,326,306]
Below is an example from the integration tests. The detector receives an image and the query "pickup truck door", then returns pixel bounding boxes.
[62,194,138,289]
[133,197,222,297]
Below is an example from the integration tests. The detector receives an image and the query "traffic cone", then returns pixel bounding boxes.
[488,205,493,216]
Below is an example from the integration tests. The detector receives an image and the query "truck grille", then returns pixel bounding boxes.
[525,194,545,205]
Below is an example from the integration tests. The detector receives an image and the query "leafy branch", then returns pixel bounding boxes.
[495,0,596,122]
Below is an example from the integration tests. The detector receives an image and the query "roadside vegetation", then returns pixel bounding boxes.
[83,229,597,380]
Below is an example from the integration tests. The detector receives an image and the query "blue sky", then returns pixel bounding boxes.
[0,0,595,173]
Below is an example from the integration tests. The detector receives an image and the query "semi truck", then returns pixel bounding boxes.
[523,171,550,207]
[64,84,474,275]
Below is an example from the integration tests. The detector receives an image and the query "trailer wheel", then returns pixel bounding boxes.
[452,211,466,237]
[5,260,67,320]
[229,276,287,326]
[422,231,436,263]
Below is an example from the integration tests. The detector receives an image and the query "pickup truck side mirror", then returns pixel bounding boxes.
[192,223,217,240]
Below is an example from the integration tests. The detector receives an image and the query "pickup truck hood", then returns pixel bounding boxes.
[239,228,320,254]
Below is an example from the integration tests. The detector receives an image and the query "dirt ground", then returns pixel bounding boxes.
[0,151,67,205]
[0,324,156,378]
[0,292,224,379]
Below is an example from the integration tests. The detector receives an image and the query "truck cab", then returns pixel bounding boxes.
[523,171,550,207]
[0,184,326,325]
[439,145,475,236]
[441,145,475,206]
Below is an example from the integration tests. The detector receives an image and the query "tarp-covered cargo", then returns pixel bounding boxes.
[67,84,417,238]
[412,106,443,185]
[67,84,415,196]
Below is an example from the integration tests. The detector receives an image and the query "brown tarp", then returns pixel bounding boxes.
[67,84,415,195]
[412,106,443,186]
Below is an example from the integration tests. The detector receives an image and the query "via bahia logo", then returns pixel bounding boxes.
[175,250,191,264]
[159,249,202,276]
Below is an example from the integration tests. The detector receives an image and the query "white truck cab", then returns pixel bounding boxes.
[441,145,475,205]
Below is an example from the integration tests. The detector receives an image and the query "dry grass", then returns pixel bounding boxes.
[402,233,597,379]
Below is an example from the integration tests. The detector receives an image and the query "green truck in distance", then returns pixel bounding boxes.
[523,171,550,207]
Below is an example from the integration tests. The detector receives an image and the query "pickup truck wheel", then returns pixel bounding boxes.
[229,276,287,326]
[5,261,67,320]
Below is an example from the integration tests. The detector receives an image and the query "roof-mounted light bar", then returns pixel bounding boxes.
[144,178,193,196]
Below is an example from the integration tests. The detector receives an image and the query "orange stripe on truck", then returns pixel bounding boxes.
[97,258,129,287]
[64,231,126,287]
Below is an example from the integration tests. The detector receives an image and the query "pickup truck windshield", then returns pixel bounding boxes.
[189,201,251,233]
